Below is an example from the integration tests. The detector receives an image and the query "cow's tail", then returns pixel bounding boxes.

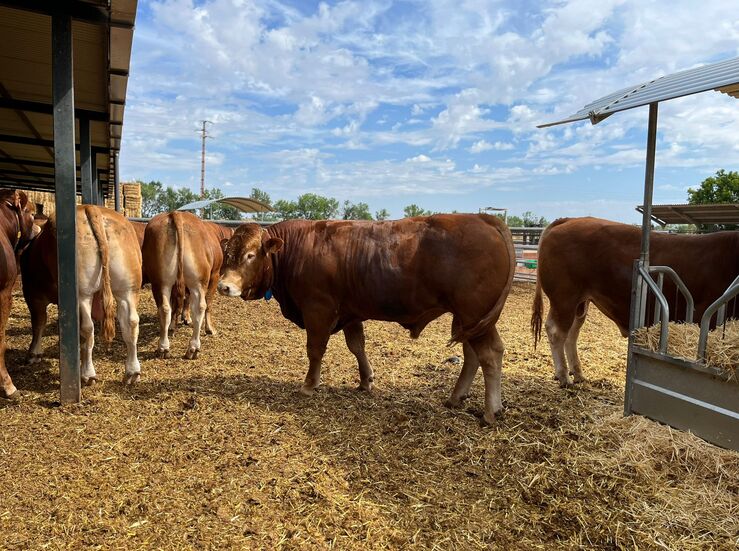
[531,275,544,349]
[85,205,116,343]
[450,218,516,344]
[171,211,186,323]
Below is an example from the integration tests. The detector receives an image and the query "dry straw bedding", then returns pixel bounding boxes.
[1,282,737,550]
[633,321,739,375]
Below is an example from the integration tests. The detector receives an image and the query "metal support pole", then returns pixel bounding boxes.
[113,151,120,212]
[635,102,659,328]
[80,116,93,204]
[91,153,99,205]
[52,12,81,404]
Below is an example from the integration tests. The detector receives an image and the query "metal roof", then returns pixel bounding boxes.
[636,203,739,226]
[178,197,275,213]
[0,0,137,196]
[540,56,739,128]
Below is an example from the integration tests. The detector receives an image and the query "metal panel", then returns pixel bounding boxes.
[540,56,739,128]
[79,115,93,204]
[626,348,739,451]
[52,12,81,404]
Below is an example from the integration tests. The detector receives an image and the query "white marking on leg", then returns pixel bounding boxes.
[545,313,570,387]
[117,292,141,384]
[79,296,97,384]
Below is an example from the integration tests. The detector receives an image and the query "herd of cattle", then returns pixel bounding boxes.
[0,189,736,425]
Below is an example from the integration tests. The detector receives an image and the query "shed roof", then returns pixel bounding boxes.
[636,203,739,226]
[178,197,275,214]
[539,56,739,128]
[0,0,137,197]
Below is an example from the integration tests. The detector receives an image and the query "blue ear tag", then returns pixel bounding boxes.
[264,289,273,301]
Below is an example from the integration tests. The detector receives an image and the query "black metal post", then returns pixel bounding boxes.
[52,12,81,404]
[80,116,93,204]
[636,102,659,328]
[113,151,120,212]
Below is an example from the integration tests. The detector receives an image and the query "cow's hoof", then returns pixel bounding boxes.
[558,379,573,389]
[183,348,199,360]
[205,328,216,336]
[299,385,317,396]
[571,373,586,384]
[27,354,42,365]
[124,373,140,386]
[2,389,22,401]
[444,397,463,409]
[481,412,496,426]
[81,376,97,387]
[356,383,372,392]
[158,349,170,359]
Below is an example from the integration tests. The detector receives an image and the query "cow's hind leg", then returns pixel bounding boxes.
[184,285,206,360]
[117,289,141,385]
[344,321,373,391]
[469,327,504,425]
[79,295,97,385]
[0,287,17,398]
[154,283,173,358]
[545,307,576,387]
[565,301,589,383]
[204,272,218,336]
[445,342,479,409]
[27,299,48,364]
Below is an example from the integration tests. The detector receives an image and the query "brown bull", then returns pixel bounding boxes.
[130,220,147,248]
[142,211,224,359]
[0,190,36,398]
[21,205,143,385]
[531,217,739,386]
[218,214,515,424]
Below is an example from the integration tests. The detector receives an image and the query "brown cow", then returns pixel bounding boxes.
[531,217,739,387]
[218,214,515,424]
[130,220,147,248]
[142,211,224,359]
[0,190,37,398]
[21,205,143,385]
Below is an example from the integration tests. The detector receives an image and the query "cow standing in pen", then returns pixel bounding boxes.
[142,211,224,359]
[21,205,143,386]
[531,216,739,387]
[218,214,515,424]
[0,190,37,398]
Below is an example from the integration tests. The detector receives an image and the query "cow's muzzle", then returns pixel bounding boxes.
[217,281,241,297]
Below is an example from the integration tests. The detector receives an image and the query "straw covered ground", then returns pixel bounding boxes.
[1,282,737,550]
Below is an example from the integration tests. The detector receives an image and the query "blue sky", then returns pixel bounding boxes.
[119,0,739,222]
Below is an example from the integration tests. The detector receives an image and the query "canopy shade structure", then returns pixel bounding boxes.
[539,56,739,128]
[0,0,136,199]
[637,203,739,226]
[178,197,274,213]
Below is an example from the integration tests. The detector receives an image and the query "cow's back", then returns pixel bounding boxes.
[538,217,739,330]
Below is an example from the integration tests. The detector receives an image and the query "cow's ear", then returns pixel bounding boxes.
[12,191,21,209]
[220,238,229,253]
[264,237,283,254]
[18,191,28,208]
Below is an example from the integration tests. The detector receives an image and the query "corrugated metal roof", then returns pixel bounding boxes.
[178,197,274,213]
[636,203,739,226]
[539,56,739,128]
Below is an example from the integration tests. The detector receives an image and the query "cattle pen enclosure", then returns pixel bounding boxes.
[1,281,737,550]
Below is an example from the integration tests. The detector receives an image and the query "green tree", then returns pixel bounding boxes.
[688,169,739,204]
[342,200,373,220]
[403,204,432,217]
[506,215,524,227]
[687,169,739,230]
[522,211,548,227]
[249,188,275,221]
[375,208,390,221]
[274,193,339,220]
[140,180,164,217]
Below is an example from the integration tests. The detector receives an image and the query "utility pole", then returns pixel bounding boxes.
[198,120,212,198]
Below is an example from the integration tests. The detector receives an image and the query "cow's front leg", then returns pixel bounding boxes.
[344,321,373,391]
[26,299,48,364]
[153,284,172,358]
[301,323,330,395]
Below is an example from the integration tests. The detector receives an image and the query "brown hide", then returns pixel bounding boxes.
[532,217,739,342]
[0,190,36,397]
[222,214,515,342]
[130,220,147,248]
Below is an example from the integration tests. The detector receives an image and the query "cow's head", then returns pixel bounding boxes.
[0,190,36,251]
[218,223,283,299]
